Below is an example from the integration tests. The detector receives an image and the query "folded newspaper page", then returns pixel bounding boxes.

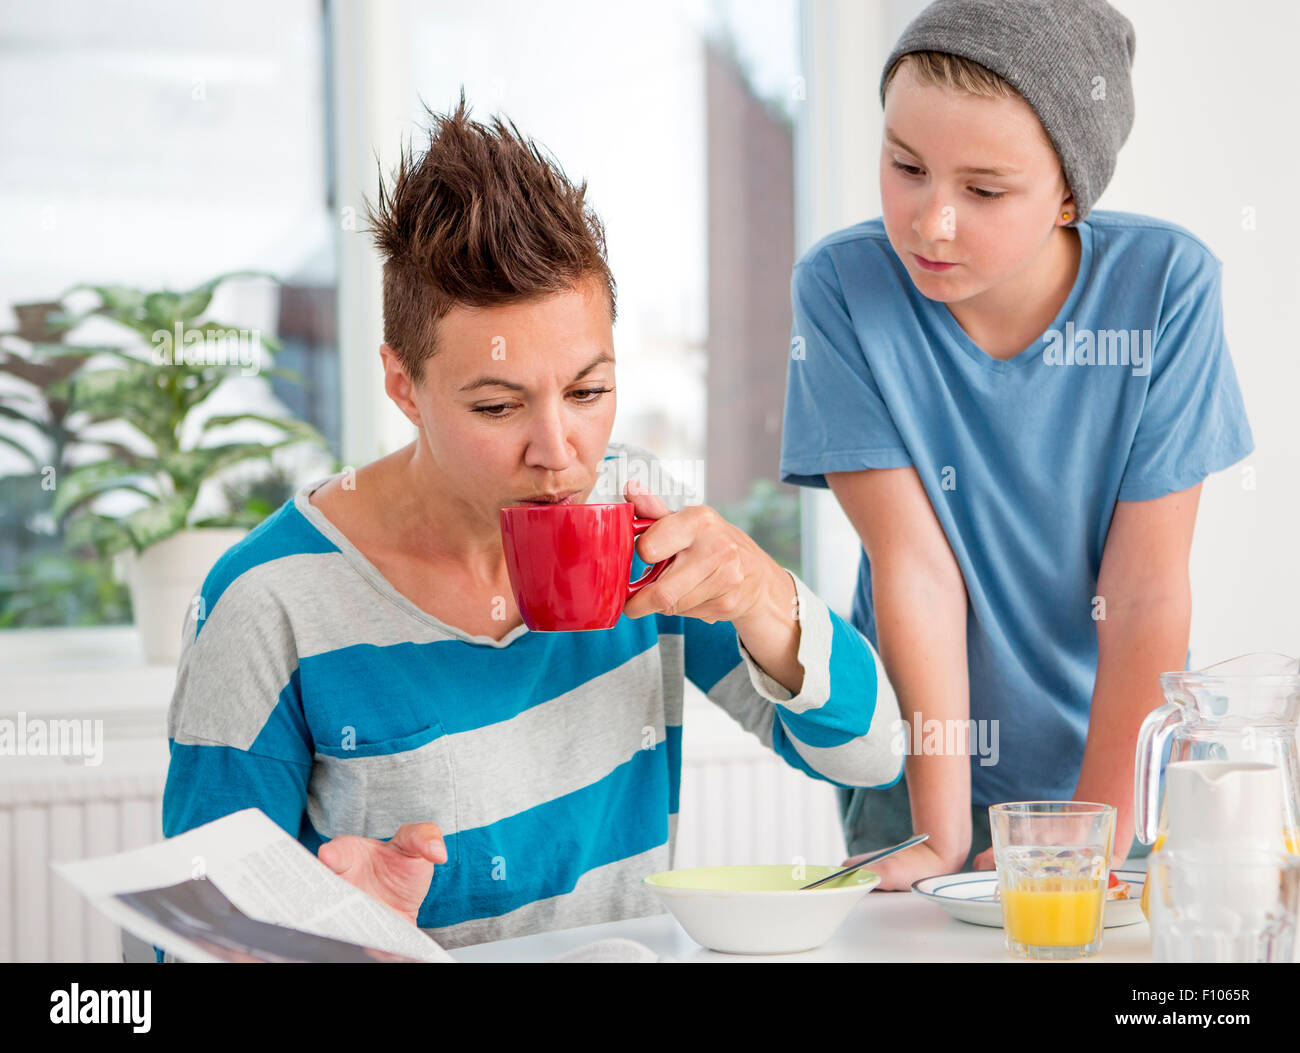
[52,808,664,963]
[53,808,455,962]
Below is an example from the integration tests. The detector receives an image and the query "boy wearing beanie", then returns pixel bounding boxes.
[780,0,1251,887]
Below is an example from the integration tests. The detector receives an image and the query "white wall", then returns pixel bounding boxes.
[797,0,1300,664]
[329,0,420,466]
[796,0,894,617]
[1109,0,1300,662]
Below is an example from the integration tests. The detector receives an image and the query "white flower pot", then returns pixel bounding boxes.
[123,528,248,665]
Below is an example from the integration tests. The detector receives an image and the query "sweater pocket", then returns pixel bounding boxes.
[308,722,459,864]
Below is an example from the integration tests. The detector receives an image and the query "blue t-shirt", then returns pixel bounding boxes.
[779,210,1253,807]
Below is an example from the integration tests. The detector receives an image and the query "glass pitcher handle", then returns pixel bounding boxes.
[1134,700,1184,844]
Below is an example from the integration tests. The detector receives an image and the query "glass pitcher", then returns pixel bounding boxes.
[1136,652,1300,852]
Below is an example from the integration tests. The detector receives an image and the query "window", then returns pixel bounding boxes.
[401,0,802,570]
[0,0,339,628]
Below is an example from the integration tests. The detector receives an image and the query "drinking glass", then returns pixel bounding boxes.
[989,801,1116,960]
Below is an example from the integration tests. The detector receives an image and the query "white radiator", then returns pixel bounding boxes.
[0,744,169,963]
[1,727,848,962]
[675,686,849,869]
[2,754,845,962]
[677,756,848,869]
[0,629,852,963]
[1,629,173,963]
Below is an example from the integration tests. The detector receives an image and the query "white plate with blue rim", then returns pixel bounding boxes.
[911,869,1147,928]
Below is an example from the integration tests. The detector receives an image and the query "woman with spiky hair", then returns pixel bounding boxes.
[158,93,902,955]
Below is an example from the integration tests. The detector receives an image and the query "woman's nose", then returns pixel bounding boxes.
[524,404,573,471]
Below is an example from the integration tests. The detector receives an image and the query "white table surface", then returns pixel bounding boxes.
[450,890,1154,963]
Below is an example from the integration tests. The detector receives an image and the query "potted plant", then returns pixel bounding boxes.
[40,272,327,663]
[0,300,142,627]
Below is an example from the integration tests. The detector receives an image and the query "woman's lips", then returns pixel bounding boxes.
[913,253,958,272]
[516,489,581,505]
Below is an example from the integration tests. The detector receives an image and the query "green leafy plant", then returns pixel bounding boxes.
[37,272,328,556]
[0,551,132,629]
[213,462,303,529]
[0,301,146,488]
[0,300,143,626]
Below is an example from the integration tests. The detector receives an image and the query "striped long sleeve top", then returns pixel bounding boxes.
[157,443,901,957]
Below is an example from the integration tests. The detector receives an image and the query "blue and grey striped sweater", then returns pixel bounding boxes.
[157,444,901,958]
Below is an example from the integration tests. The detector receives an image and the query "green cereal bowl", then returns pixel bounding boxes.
[643,864,880,954]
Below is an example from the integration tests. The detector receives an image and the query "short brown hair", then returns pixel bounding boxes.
[365,91,617,384]
[882,50,1022,103]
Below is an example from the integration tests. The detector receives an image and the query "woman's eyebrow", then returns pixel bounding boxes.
[458,351,614,393]
[570,352,614,381]
[885,128,1021,176]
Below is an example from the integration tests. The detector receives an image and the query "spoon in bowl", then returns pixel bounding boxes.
[799,832,931,890]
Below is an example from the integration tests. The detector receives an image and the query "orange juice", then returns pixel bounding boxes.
[1002,878,1104,947]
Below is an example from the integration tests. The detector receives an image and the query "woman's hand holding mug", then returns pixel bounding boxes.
[621,481,791,625]
[621,481,804,693]
[498,481,804,691]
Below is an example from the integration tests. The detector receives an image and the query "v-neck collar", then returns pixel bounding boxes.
[293,474,531,650]
[923,220,1094,373]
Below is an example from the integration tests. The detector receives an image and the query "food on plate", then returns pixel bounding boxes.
[1106,870,1130,900]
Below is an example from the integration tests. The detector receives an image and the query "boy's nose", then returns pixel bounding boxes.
[914,198,957,244]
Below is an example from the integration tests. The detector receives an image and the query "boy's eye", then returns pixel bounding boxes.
[472,403,516,417]
[891,159,1006,200]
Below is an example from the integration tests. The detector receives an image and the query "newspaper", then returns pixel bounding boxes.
[52,808,663,963]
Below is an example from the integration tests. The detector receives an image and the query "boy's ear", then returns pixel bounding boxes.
[1057,170,1077,222]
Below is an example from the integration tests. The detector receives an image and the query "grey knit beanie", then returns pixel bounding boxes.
[880,0,1136,223]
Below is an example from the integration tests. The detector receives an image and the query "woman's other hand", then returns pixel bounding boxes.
[318,821,447,926]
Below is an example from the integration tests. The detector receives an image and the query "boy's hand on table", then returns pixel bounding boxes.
[318,821,447,926]
[841,842,962,891]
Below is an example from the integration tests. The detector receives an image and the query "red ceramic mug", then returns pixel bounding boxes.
[499,501,674,631]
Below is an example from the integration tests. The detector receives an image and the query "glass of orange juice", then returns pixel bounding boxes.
[989,801,1116,960]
